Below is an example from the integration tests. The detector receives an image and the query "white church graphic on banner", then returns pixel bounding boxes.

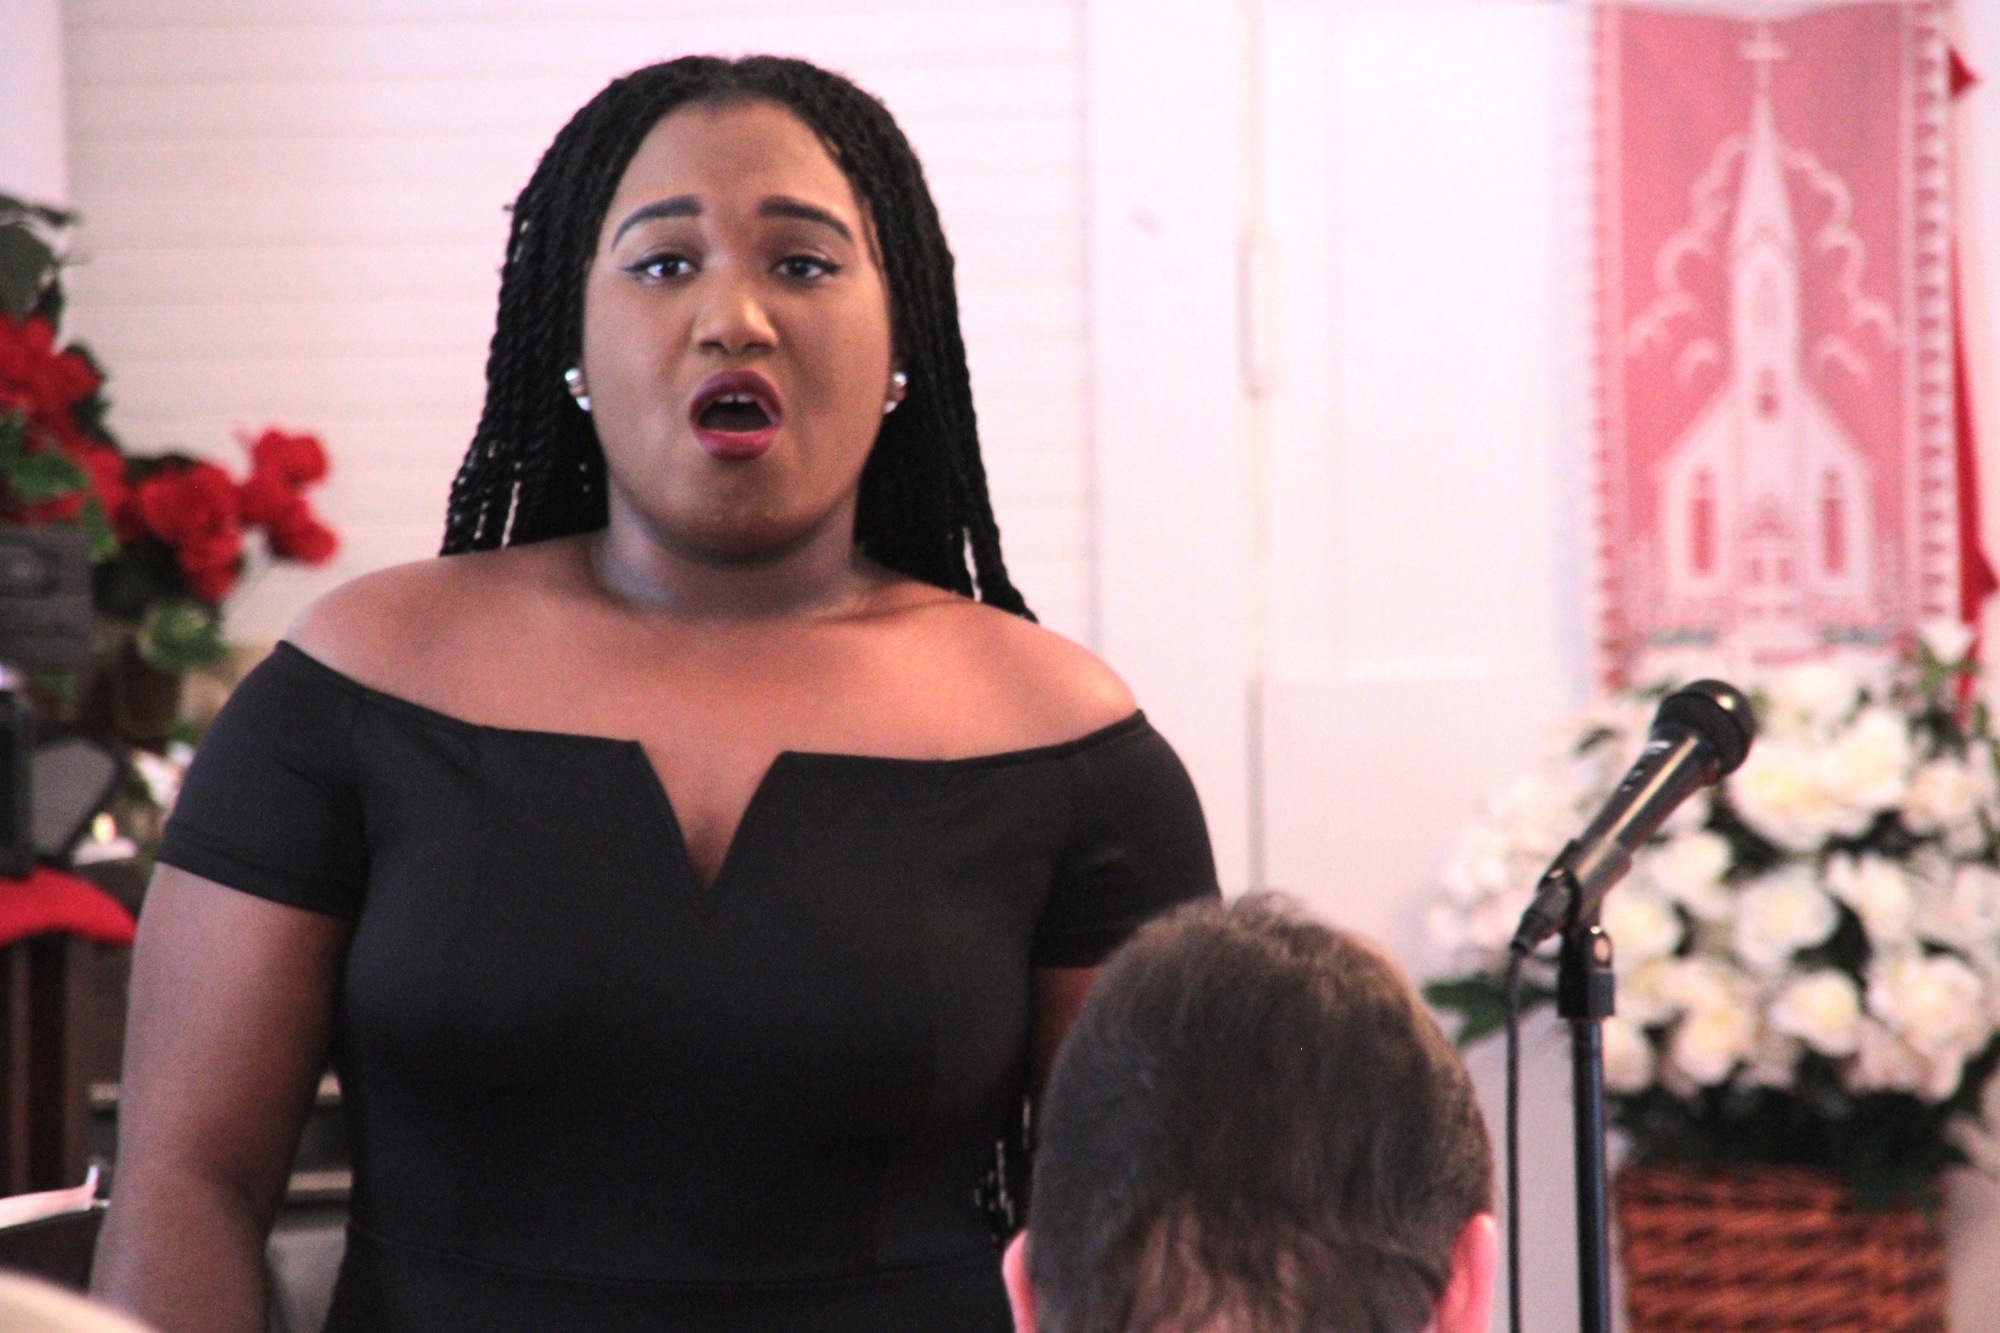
[1649,32,1883,662]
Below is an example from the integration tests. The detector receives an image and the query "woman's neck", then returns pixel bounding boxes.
[588,496,878,621]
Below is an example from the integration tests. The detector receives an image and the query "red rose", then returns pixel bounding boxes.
[177,528,244,603]
[244,428,329,489]
[137,462,238,545]
[17,438,128,529]
[23,491,84,525]
[76,442,140,540]
[267,505,338,565]
[0,317,100,423]
[238,468,305,529]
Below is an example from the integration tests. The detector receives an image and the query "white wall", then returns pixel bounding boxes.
[1086,0,1254,895]
[1256,6,1591,1328]
[0,0,69,201]
[59,0,1095,643]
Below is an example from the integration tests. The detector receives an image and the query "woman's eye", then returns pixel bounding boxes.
[776,256,838,281]
[629,254,694,281]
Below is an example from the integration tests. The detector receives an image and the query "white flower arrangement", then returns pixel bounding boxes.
[1424,627,2000,1203]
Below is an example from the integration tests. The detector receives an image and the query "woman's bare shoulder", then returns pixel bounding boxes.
[284,542,574,690]
[918,595,1138,743]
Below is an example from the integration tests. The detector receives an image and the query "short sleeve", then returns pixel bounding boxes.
[156,643,369,919]
[1032,719,1221,968]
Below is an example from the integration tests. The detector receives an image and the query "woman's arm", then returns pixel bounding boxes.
[1029,966,1097,1099]
[91,867,351,1333]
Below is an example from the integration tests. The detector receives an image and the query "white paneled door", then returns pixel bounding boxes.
[1089,2,1591,1328]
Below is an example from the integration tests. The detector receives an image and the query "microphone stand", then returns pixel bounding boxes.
[1555,881,1616,1333]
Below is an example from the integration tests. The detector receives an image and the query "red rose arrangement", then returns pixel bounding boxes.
[0,195,340,673]
[114,431,340,605]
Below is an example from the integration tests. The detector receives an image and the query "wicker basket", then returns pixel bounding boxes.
[1614,1164,1947,1332]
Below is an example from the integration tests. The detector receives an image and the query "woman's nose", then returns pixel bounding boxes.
[694,273,778,356]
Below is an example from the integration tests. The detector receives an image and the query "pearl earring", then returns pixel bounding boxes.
[884,370,908,415]
[563,366,591,412]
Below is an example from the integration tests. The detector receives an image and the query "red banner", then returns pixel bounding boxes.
[1596,2,1957,685]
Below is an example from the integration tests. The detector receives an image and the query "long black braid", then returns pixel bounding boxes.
[441,55,1033,620]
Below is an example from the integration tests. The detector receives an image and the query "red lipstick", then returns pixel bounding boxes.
[688,371,783,461]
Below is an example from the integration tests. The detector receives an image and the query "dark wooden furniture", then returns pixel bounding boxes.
[2,935,122,1196]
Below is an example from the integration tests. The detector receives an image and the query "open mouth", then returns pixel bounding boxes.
[688,372,783,460]
[697,395,773,433]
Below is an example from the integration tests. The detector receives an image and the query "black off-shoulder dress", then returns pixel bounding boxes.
[155,642,1219,1332]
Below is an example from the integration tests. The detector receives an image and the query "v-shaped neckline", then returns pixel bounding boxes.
[620,742,788,910]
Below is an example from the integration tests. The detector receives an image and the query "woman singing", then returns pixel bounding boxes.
[93,55,1218,1332]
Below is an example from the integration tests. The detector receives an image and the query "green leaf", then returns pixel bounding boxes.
[2,447,88,503]
[0,194,75,229]
[137,598,228,673]
[33,276,64,329]
[0,412,22,464]
[0,224,55,319]
[1423,976,1555,1047]
[78,496,118,563]
[165,716,208,750]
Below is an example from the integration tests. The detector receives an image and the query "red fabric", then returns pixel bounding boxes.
[0,867,136,949]
[1953,53,1996,644]
[1954,258,1996,632]
[1951,47,1978,97]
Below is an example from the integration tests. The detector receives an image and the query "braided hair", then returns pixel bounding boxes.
[441,55,1032,619]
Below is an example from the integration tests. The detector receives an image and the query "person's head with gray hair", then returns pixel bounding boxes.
[1005,895,1497,1333]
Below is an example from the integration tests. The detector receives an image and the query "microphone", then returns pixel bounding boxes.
[1509,680,1755,955]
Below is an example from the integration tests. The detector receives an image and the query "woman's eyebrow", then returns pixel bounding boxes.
[612,195,700,244]
[758,196,853,243]
[610,195,854,246]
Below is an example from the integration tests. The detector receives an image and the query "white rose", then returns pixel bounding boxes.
[1821,707,1915,813]
[1621,958,1680,1026]
[1439,827,1512,906]
[1919,618,1978,666]
[1847,1018,1929,1095]
[1729,740,1861,852]
[1918,863,2000,951]
[1486,774,1572,856]
[1602,886,1684,971]
[1920,1048,1970,1100]
[1653,955,1751,1012]
[1903,759,1983,838]
[1640,831,1735,920]
[1763,663,1860,739]
[1670,999,1760,1087]
[1824,854,1914,944]
[1945,821,1988,859]
[1769,970,1862,1056]
[1868,949,1989,1062]
[1732,868,1839,973]
[1603,1015,1657,1093]
[1744,1027,1802,1089]
[1968,742,1998,802]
